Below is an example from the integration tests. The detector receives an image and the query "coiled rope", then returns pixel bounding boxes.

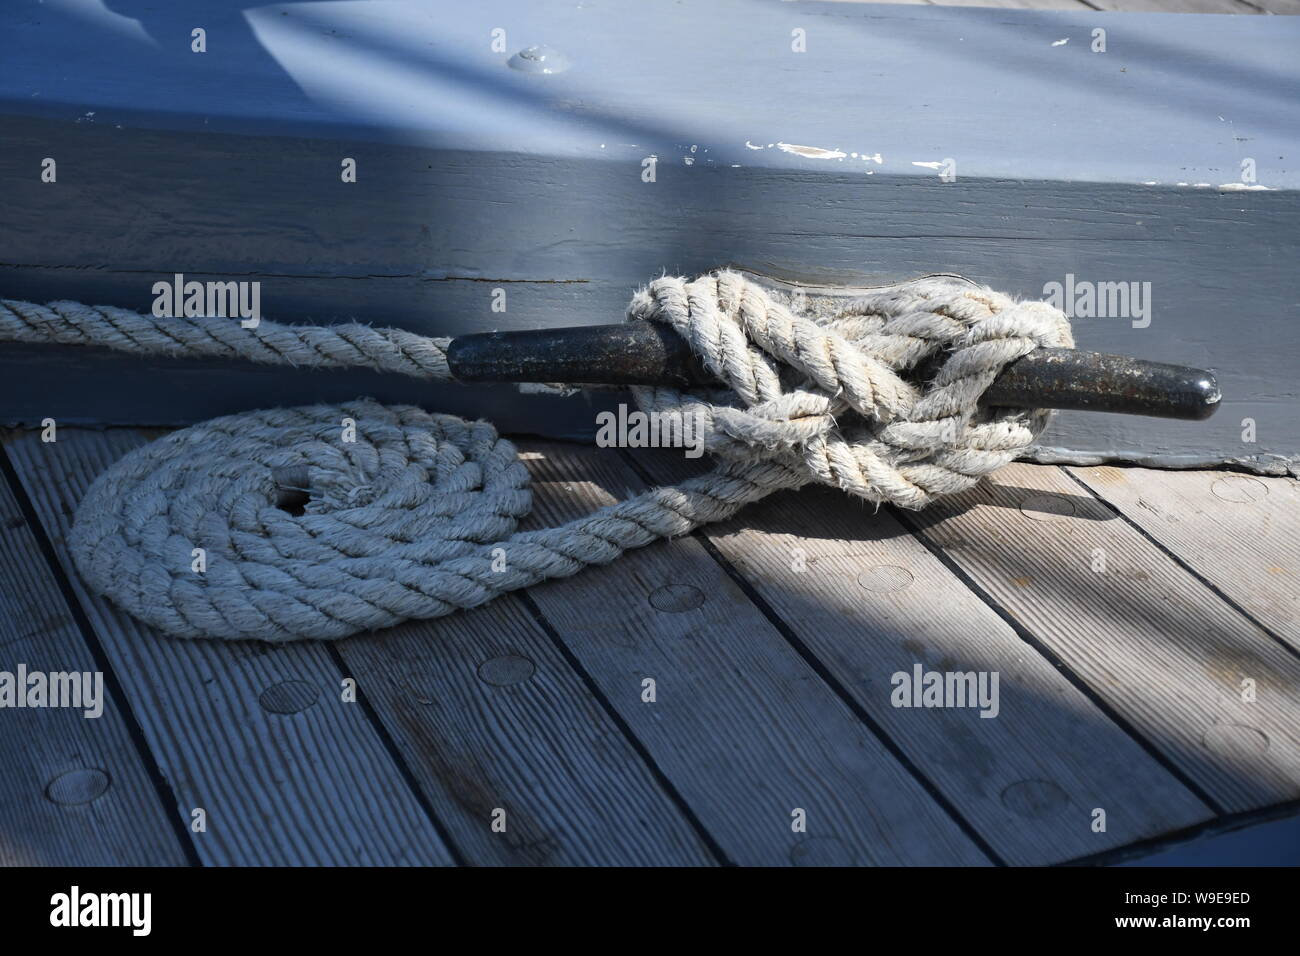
[0,271,1072,642]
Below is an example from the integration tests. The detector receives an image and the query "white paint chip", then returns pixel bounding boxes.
[744,140,765,150]
[912,161,945,170]
[1052,38,1068,47]
[776,142,847,160]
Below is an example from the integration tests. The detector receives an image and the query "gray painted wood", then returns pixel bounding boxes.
[3,428,458,866]
[820,0,1295,14]
[514,440,991,866]
[0,476,190,866]
[906,461,1300,813]
[1068,466,1300,651]
[1085,0,1266,11]
[332,601,718,866]
[0,2,1296,470]
[631,448,1212,864]
[929,0,1095,9]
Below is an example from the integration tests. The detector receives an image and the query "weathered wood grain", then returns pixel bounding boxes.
[1,2,1297,469]
[1069,466,1300,652]
[514,440,991,866]
[332,600,718,866]
[906,461,1300,813]
[0,476,191,866]
[3,429,457,866]
[631,448,1213,864]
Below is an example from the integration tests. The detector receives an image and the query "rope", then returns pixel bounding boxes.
[0,271,1072,642]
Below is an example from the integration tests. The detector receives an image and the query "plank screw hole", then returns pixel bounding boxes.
[648,584,705,613]
[857,565,913,592]
[259,680,320,715]
[1018,494,1076,521]
[1211,475,1268,504]
[1201,723,1269,756]
[45,768,111,806]
[478,654,536,686]
[790,836,857,866]
[1000,779,1069,818]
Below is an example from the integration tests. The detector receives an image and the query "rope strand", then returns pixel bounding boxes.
[0,270,1071,642]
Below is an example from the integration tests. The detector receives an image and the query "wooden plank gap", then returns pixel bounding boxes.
[1063,465,1300,659]
[0,440,201,865]
[890,495,1228,817]
[615,448,1010,865]
[514,590,734,866]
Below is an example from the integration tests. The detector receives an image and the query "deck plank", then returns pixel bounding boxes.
[3,428,457,866]
[1068,466,1300,652]
[513,441,991,866]
[631,449,1213,865]
[0,477,191,866]
[905,461,1300,813]
[333,603,718,866]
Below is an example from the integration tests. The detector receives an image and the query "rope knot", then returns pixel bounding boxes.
[629,270,1072,510]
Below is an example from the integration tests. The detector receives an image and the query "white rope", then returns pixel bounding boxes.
[0,270,1072,642]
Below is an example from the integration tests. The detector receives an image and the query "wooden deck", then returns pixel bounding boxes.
[1,426,1296,866]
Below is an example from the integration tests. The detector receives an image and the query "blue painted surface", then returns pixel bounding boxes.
[0,1,1296,469]
[3,1,1297,185]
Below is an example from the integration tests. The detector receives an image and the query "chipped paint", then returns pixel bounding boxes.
[776,142,847,160]
[744,140,764,150]
[1051,38,1068,47]
[912,161,945,170]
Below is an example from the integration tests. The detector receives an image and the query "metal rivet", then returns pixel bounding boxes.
[1202,723,1269,756]
[1211,475,1268,504]
[1000,779,1069,818]
[507,45,571,74]
[1019,493,1076,521]
[46,768,111,806]
[258,680,320,715]
[857,565,913,593]
[649,584,705,613]
[478,654,536,687]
